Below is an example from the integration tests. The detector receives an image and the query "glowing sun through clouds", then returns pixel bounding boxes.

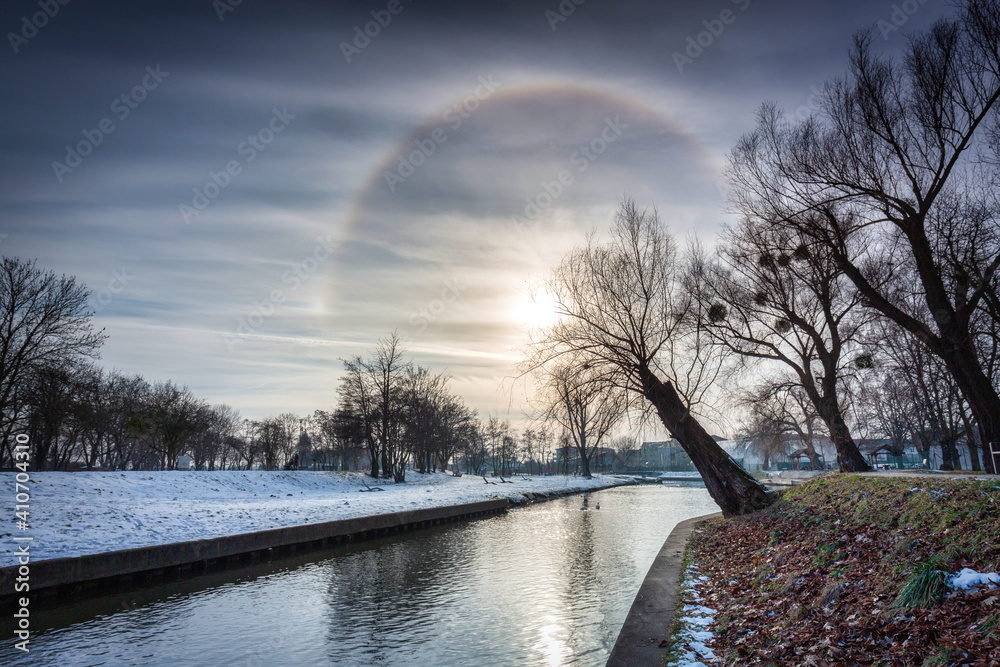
[514,287,561,333]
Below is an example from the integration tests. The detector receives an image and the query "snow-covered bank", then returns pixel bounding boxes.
[2,471,627,564]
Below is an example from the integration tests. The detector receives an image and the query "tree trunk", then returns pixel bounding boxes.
[367,440,379,478]
[380,447,390,479]
[940,344,1000,474]
[805,449,823,471]
[966,442,981,471]
[639,366,773,517]
[918,446,931,468]
[814,397,871,472]
[577,447,592,478]
[940,439,957,471]
[960,403,982,472]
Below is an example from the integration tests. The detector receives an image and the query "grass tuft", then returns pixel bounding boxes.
[894,559,947,608]
[980,611,999,638]
[921,647,957,666]
[819,581,846,606]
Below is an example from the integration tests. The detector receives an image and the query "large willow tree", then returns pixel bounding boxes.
[528,200,773,517]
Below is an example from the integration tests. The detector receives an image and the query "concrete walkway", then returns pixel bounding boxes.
[606,511,722,667]
[854,469,998,481]
[765,469,998,486]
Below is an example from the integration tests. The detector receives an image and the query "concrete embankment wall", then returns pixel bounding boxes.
[606,511,723,667]
[516,480,630,503]
[0,498,508,604]
[1,481,625,605]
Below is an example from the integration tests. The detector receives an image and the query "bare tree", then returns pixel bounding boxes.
[461,421,488,475]
[143,382,211,469]
[528,199,773,516]
[314,408,365,471]
[533,359,625,478]
[192,404,240,470]
[434,394,475,474]
[100,372,150,470]
[402,366,447,474]
[520,427,539,475]
[866,318,973,470]
[0,257,106,467]
[232,418,259,470]
[369,333,409,481]
[253,417,286,471]
[338,355,380,477]
[337,333,411,480]
[611,434,639,472]
[695,217,871,471]
[740,382,825,470]
[483,416,514,478]
[728,2,1000,470]
[22,362,77,470]
[275,412,301,468]
[72,364,114,469]
[735,406,788,472]
[535,424,553,474]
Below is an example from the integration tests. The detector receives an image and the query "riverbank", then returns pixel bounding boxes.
[667,474,1000,665]
[1,470,628,564]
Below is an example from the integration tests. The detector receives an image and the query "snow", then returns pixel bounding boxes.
[949,567,1000,590]
[1,470,625,565]
[666,565,716,667]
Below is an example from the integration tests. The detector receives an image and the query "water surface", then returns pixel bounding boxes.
[1,484,715,666]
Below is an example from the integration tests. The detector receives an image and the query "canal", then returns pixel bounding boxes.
[1,483,715,666]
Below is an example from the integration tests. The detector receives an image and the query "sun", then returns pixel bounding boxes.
[514,288,561,332]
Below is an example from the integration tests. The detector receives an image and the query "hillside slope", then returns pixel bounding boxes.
[673,475,1000,665]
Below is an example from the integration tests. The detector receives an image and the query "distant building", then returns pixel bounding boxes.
[638,440,694,472]
[722,436,837,471]
[857,438,974,470]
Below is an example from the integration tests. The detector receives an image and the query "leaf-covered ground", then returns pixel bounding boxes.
[676,474,1000,666]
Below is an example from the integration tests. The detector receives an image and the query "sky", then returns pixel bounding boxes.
[0,0,954,430]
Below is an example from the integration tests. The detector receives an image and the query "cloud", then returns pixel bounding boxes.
[0,0,956,422]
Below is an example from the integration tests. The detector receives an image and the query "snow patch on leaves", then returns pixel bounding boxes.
[949,568,1000,591]
[666,563,717,667]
